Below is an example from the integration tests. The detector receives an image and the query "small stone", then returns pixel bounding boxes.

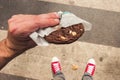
[72,64,78,70]
[99,57,103,62]
[1,26,4,29]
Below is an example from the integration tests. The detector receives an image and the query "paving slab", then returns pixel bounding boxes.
[40,0,120,12]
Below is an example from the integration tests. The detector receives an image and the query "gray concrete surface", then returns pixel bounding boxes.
[40,0,120,12]
[0,0,120,80]
[0,73,36,80]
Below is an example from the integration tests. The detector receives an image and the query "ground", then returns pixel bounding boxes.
[0,0,120,80]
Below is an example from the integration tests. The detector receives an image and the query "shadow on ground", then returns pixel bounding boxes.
[0,0,120,47]
[0,73,37,80]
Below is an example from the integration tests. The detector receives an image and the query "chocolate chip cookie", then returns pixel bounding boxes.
[44,23,84,44]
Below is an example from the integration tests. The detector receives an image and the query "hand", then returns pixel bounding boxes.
[0,12,59,69]
[6,12,60,55]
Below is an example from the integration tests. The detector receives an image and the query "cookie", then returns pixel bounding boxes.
[44,23,84,44]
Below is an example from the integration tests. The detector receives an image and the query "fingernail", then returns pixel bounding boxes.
[54,19,59,22]
[54,12,60,18]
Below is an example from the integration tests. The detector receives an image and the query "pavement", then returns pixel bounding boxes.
[0,0,120,80]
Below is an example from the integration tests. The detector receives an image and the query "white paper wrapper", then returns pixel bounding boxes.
[30,11,92,46]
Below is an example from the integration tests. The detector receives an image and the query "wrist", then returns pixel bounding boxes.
[0,39,17,58]
[0,38,27,69]
[0,39,17,69]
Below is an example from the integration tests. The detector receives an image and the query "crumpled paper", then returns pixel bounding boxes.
[30,11,92,46]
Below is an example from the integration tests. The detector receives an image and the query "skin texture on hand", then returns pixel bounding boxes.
[7,12,60,50]
[0,12,60,69]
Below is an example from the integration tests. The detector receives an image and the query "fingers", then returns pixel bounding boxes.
[8,12,60,23]
[35,18,60,28]
[8,18,59,35]
[19,18,60,31]
[38,12,60,19]
[8,12,60,36]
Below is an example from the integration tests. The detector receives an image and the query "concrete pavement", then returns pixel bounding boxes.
[0,0,120,80]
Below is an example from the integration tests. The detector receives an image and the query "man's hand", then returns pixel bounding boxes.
[0,12,60,69]
[7,12,59,51]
